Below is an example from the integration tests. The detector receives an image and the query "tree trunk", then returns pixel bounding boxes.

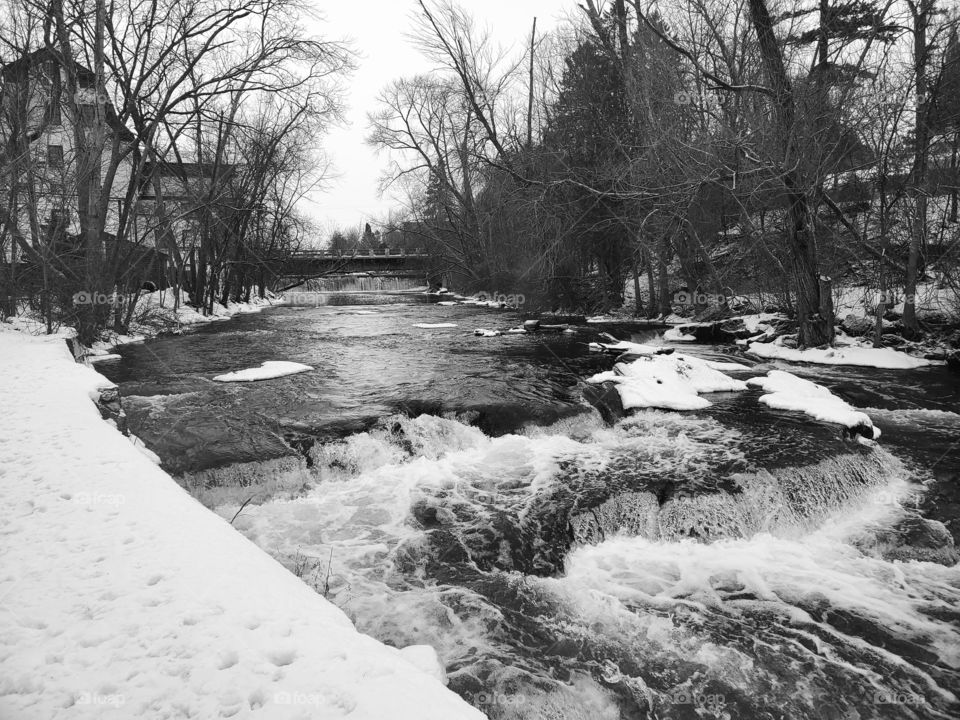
[903,0,934,337]
[632,253,643,316]
[951,129,959,223]
[527,17,537,149]
[644,246,657,318]
[657,237,671,316]
[747,0,834,346]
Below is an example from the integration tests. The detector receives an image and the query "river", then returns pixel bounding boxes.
[98,294,960,720]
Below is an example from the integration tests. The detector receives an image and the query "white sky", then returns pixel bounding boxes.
[304,0,573,237]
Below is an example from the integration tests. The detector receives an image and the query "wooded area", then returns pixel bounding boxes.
[4,0,960,348]
[369,0,960,347]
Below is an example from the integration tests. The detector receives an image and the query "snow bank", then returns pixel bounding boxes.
[77,289,280,355]
[0,331,484,720]
[213,361,313,383]
[587,353,748,411]
[748,369,879,438]
[748,340,935,369]
[413,322,458,329]
[136,288,273,326]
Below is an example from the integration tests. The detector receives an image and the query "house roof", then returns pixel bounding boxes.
[1,47,135,142]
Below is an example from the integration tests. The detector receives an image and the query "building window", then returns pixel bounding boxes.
[47,100,62,125]
[47,145,64,167]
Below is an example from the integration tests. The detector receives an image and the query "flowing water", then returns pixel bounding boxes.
[99,294,960,720]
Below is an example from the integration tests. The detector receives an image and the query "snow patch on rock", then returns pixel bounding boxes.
[587,353,748,411]
[748,369,880,438]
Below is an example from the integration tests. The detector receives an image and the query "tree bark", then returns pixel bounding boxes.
[903,0,934,336]
[747,0,834,346]
[527,17,536,149]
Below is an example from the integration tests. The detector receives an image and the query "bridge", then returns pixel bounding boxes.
[273,248,432,278]
[264,248,438,290]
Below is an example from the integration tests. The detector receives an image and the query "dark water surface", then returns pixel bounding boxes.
[100,296,960,720]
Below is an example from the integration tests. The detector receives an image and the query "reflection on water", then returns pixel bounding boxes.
[101,297,960,719]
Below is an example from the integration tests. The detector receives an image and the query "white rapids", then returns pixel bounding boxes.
[220,411,960,719]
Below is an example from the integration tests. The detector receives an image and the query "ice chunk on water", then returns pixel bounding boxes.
[213,360,313,382]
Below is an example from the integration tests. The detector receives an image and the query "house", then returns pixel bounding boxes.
[0,48,165,288]
[0,48,137,245]
[138,160,236,264]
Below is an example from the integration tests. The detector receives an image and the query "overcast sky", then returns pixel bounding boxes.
[305,0,573,237]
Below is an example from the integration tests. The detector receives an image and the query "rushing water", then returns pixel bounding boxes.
[99,295,960,719]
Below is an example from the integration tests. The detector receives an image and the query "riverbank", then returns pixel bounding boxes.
[0,329,484,720]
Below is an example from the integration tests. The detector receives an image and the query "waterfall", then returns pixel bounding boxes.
[570,450,905,546]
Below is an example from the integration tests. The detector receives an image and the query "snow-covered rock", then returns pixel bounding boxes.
[587,353,748,412]
[841,313,875,337]
[747,370,879,439]
[213,361,313,383]
[0,331,484,720]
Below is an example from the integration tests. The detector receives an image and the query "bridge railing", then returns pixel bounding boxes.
[289,248,428,259]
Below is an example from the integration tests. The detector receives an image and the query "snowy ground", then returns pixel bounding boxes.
[0,330,484,720]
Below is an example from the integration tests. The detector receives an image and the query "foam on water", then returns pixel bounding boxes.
[557,470,960,716]
[221,412,960,718]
